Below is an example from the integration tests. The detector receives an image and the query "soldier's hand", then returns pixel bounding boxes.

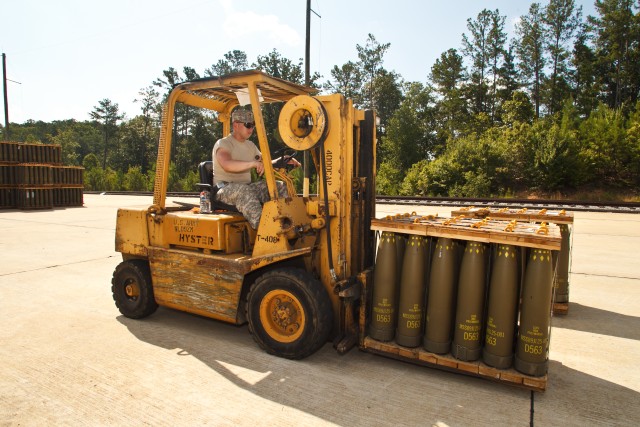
[254,159,264,176]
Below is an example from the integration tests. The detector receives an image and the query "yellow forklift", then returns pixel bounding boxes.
[113,70,376,359]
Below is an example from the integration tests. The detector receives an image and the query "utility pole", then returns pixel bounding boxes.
[303,0,320,196]
[2,53,9,140]
[305,0,311,87]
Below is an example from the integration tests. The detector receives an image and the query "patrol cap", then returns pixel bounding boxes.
[231,108,254,123]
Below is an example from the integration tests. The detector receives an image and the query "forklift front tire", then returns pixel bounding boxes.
[247,268,333,360]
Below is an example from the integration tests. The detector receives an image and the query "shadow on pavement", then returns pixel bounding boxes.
[117,307,639,426]
[553,302,640,341]
[537,361,640,425]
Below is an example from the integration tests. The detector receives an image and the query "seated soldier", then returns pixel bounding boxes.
[212,108,300,229]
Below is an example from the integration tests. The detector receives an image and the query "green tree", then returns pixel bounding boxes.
[167,162,182,191]
[579,103,635,186]
[118,116,159,175]
[153,66,211,167]
[502,91,535,126]
[399,159,430,196]
[486,10,508,122]
[542,0,583,116]
[323,61,364,107]
[624,101,640,186]
[179,170,200,192]
[82,153,100,170]
[376,82,435,195]
[496,45,520,109]
[430,49,468,143]
[153,67,184,160]
[174,113,216,178]
[84,166,121,191]
[123,166,149,191]
[376,161,405,196]
[515,3,547,118]
[461,9,497,116]
[49,128,80,165]
[205,50,249,76]
[356,34,391,111]
[180,67,202,145]
[533,117,583,191]
[89,98,125,170]
[378,82,435,168]
[571,25,600,116]
[371,69,404,133]
[462,9,507,122]
[133,85,160,173]
[253,49,307,84]
[588,0,640,111]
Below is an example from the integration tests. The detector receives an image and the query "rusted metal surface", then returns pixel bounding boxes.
[115,208,150,257]
[149,247,245,324]
[146,245,314,323]
[251,198,316,257]
[160,210,247,252]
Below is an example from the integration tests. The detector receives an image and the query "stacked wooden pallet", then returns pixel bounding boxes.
[0,141,84,209]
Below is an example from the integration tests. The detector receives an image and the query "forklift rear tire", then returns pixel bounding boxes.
[112,260,158,319]
[247,268,333,359]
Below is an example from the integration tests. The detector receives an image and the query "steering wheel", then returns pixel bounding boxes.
[273,148,298,170]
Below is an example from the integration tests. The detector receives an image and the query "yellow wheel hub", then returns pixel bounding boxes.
[278,95,327,151]
[259,290,305,343]
[124,279,140,298]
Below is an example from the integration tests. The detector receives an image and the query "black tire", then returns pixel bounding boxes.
[111,260,158,319]
[246,268,333,359]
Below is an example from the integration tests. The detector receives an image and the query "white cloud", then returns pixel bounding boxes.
[220,0,301,46]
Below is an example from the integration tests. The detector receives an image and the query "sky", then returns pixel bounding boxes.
[1,0,596,124]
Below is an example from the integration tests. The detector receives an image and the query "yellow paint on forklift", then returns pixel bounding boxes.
[161,211,245,251]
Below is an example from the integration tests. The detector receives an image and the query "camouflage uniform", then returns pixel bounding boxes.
[213,108,288,229]
[215,181,288,229]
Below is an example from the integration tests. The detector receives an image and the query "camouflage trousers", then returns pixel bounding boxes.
[215,181,288,229]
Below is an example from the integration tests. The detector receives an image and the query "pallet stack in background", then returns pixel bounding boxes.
[0,141,84,209]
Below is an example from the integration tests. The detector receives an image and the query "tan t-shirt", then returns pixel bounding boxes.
[212,134,261,184]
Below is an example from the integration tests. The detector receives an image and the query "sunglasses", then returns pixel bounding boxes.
[241,122,255,129]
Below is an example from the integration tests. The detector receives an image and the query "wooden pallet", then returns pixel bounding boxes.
[451,206,574,225]
[362,336,547,392]
[553,302,569,315]
[371,214,561,250]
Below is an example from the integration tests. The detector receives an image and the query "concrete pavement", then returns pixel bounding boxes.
[1,194,639,426]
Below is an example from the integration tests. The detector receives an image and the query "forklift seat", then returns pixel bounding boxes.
[197,161,238,212]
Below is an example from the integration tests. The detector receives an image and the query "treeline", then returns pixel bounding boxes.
[2,0,639,200]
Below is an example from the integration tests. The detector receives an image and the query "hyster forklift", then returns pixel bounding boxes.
[113,70,376,359]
